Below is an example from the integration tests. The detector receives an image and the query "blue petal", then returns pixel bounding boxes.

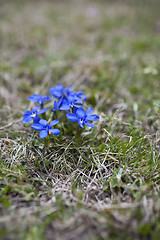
[57,98,63,106]
[49,87,54,95]
[32,105,40,112]
[49,85,64,97]
[75,99,83,104]
[68,91,75,97]
[76,91,83,95]
[23,110,31,117]
[56,84,63,90]
[50,119,59,126]
[76,107,85,118]
[86,115,99,121]
[78,120,84,128]
[28,94,40,102]
[86,108,93,116]
[54,99,62,110]
[53,90,62,98]
[67,95,75,103]
[39,119,48,127]
[54,100,57,108]
[60,97,67,105]
[66,113,79,122]
[85,121,94,128]
[50,129,60,135]
[80,94,87,100]
[74,104,82,108]
[22,116,32,124]
[63,86,72,93]
[31,124,44,131]
[38,108,47,114]
[60,104,70,111]
[40,130,48,138]
[33,116,40,124]
[44,96,53,101]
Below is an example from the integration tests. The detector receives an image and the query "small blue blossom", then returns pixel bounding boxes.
[52,99,63,113]
[28,94,53,108]
[49,84,72,99]
[66,107,99,128]
[63,86,72,95]
[31,119,60,138]
[76,91,87,100]
[60,95,83,111]
[49,84,63,98]
[69,91,87,101]
[22,106,47,124]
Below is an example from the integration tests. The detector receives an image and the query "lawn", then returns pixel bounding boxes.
[0,0,160,239]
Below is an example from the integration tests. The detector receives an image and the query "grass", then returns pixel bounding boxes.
[0,0,160,239]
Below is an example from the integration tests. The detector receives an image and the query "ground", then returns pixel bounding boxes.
[0,0,160,239]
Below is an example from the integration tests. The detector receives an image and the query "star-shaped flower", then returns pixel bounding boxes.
[49,84,72,98]
[31,119,60,138]
[66,107,99,128]
[60,95,83,111]
[52,99,63,113]
[22,106,47,124]
[28,94,53,107]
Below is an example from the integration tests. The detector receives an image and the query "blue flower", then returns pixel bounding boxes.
[49,84,86,112]
[66,107,99,128]
[49,84,63,98]
[69,91,87,101]
[60,95,83,111]
[76,91,87,100]
[63,86,72,95]
[52,99,63,113]
[49,84,72,99]
[22,106,47,124]
[31,119,60,138]
[28,94,53,107]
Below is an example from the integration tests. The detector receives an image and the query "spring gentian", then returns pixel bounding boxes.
[52,99,62,113]
[69,91,87,101]
[49,84,72,99]
[28,94,53,108]
[60,95,83,111]
[66,107,99,128]
[49,84,64,98]
[31,119,60,138]
[22,106,47,124]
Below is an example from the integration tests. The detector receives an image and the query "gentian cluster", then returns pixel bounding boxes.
[22,84,99,138]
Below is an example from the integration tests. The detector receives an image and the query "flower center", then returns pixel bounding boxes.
[31,113,36,118]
